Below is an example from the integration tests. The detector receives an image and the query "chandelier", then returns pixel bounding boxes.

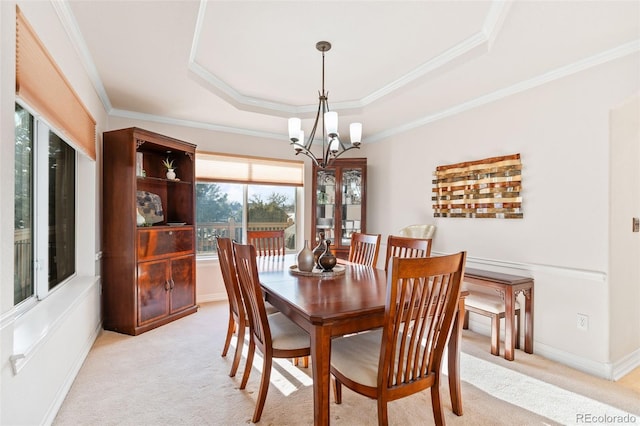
[287,41,362,169]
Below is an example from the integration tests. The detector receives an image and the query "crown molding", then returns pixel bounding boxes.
[109,109,284,140]
[368,39,640,143]
[53,0,112,111]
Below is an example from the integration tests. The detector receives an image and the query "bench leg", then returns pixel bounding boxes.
[515,310,521,350]
[491,315,500,356]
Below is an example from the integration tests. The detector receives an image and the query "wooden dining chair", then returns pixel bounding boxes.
[233,242,311,423]
[217,236,279,378]
[247,229,308,367]
[330,252,467,426]
[347,232,381,267]
[384,235,432,272]
[216,236,247,378]
[247,230,286,257]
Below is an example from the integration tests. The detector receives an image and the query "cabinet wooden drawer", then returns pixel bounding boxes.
[137,228,194,260]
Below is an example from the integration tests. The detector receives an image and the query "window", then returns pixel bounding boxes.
[195,152,303,256]
[14,103,76,305]
[196,182,298,255]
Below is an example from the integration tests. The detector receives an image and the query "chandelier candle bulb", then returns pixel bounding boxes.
[330,138,340,153]
[288,117,301,141]
[350,123,362,145]
[325,111,338,137]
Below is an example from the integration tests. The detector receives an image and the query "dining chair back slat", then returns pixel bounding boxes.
[348,232,381,267]
[384,235,432,272]
[247,230,286,257]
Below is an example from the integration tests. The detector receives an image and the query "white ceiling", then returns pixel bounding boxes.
[62,0,639,143]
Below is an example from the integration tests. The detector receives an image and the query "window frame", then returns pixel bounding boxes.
[15,100,78,306]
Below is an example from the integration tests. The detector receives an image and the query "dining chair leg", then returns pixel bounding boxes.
[292,356,309,367]
[222,313,235,357]
[240,339,255,390]
[377,398,389,426]
[229,317,245,377]
[430,376,445,426]
[332,376,342,404]
[252,355,273,423]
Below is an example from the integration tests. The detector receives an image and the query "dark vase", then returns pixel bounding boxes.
[313,231,327,269]
[318,240,337,272]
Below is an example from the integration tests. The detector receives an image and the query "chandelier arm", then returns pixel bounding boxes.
[305,92,324,151]
[291,143,320,168]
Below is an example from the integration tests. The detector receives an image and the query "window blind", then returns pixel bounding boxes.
[15,6,96,160]
[196,152,304,186]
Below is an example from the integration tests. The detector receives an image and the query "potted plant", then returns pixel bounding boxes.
[162,157,176,180]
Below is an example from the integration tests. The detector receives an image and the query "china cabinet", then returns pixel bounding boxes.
[102,127,197,335]
[311,158,367,259]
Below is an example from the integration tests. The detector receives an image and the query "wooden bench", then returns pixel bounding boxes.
[463,268,534,361]
[463,292,520,356]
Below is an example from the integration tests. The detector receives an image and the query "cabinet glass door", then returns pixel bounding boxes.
[315,169,337,242]
[341,168,363,246]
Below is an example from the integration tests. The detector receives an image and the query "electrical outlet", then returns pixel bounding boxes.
[577,313,589,331]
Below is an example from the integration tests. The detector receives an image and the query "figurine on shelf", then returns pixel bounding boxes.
[162,157,176,180]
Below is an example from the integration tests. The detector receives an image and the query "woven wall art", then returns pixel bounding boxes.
[432,153,522,219]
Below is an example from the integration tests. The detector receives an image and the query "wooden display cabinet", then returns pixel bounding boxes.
[102,127,197,335]
[311,158,367,259]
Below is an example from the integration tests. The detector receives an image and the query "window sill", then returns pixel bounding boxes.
[10,275,100,375]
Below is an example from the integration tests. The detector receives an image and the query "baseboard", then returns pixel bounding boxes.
[611,347,640,381]
[465,318,640,381]
[197,292,227,304]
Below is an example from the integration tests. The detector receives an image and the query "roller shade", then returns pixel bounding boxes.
[196,152,304,186]
[16,6,96,160]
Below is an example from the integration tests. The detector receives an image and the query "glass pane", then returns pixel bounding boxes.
[315,170,336,243]
[248,184,296,250]
[341,168,363,246]
[14,104,34,305]
[195,182,243,254]
[48,131,76,289]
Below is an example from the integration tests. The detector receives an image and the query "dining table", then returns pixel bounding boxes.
[257,254,467,426]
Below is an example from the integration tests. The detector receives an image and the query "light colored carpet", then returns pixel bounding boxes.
[53,302,640,426]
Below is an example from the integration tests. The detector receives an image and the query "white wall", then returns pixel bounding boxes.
[0,2,107,424]
[365,54,640,379]
[609,94,640,370]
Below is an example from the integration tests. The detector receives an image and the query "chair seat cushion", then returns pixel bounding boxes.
[465,292,520,314]
[331,329,383,387]
[267,312,310,350]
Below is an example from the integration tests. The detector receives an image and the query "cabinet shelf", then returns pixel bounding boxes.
[137,176,192,185]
